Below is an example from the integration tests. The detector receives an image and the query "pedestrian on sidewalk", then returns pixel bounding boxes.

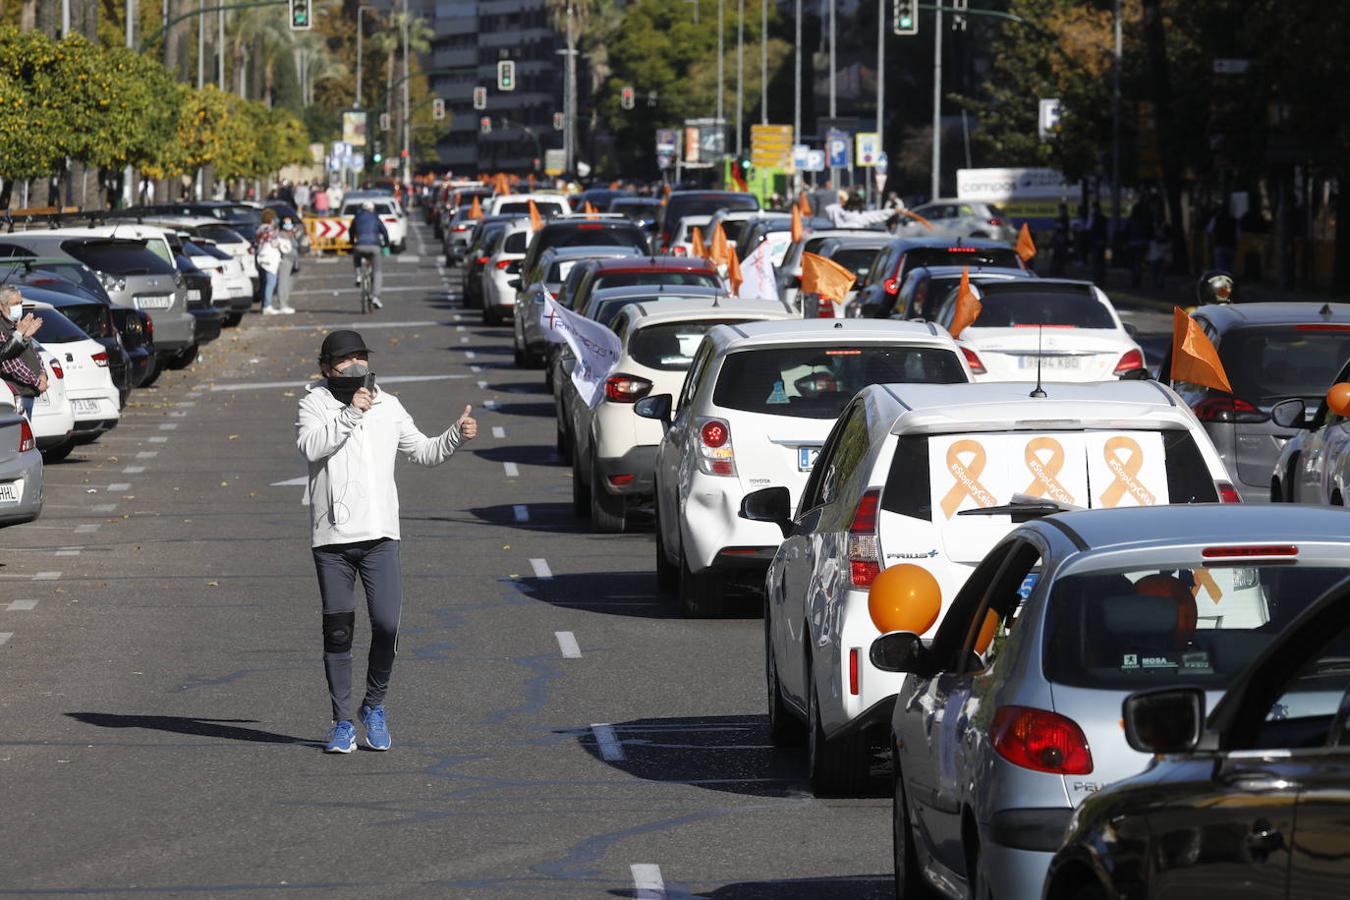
[276,217,300,313]
[296,330,478,754]
[0,287,45,418]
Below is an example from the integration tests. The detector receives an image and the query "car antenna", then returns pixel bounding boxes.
[1321,303,1333,318]
[1029,325,1047,398]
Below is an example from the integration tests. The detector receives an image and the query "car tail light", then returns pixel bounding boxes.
[382,216,398,223]
[476,255,490,265]
[848,489,882,587]
[91,352,109,367]
[849,648,860,695]
[696,417,736,476]
[145,315,154,338]
[19,418,34,452]
[1203,544,1297,559]
[495,259,513,269]
[50,359,63,379]
[604,373,653,403]
[607,474,635,486]
[960,345,986,375]
[672,246,687,256]
[1113,348,1145,375]
[988,217,1003,227]
[991,706,1093,775]
[883,277,899,295]
[1217,482,1242,504]
[1191,393,1269,424]
[454,224,470,232]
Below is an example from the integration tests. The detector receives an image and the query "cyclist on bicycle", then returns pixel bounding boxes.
[350,201,390,310]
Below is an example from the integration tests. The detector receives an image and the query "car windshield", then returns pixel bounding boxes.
[629,321,744,371]
[44,302,105,337]
[905,246,1021,270]
[1043,564,1350,690]
[611,200,658,220]
[961,284,1115,329]
[27,307,89,343]
[1216,325,1350,402]
[593,271,719,292]
[62,240,176,277]
[211,205,261,225]
[715,345,967,419]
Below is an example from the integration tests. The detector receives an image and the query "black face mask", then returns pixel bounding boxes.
[327,369,374,403]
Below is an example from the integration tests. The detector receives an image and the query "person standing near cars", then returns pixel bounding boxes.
[256,210,294,316]
[276,217,300,314]
[349,201,389,310]
[0,287,46,417]
[296,330,478,753]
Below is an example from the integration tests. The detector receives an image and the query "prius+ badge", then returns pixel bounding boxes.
[888,550,939,559]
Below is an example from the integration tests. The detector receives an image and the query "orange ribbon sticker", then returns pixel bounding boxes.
[1023,437,1075,505]
[940,440,998,517]
[1100,436,1156,507]
[1192,569,1223,603]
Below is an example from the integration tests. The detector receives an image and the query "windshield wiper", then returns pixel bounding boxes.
[958,493,1083,521]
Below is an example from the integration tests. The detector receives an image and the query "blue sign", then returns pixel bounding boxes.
[826,128,851,168]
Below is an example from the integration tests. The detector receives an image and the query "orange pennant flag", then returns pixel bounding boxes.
[468,196,482,219]
[1016,223,1037,262]
[790,205,804,243]
[1171,307,1233,393]
[662,183,672,198]
[797,193,811,217]
[900,208,935,232]
[800,252,856,305]
[528,199,543,231]
[726,247,744,296]
[691,226,706,259]
[708,222,732,268]
[949,267,982,339]
[582,201,599,219]
[495,173,511,196]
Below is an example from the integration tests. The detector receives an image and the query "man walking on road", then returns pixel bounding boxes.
[296,330,478,753]
[350,201,388,310]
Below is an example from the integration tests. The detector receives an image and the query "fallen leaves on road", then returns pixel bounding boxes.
[207,581,219,587]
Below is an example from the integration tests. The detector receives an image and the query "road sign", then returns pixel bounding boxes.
[750,123,794,170]
[876,151,888,175]
[855,132,880,167]
[792,144,809,170]
[1038,98,1062,141]
[621,86,635,110]
[341,110,366,147]
[497,60,516,92]
[473,87,487,110]
[826,129,850,168]
[431,98,445,121]
[544,148,566,176]
[289,0,312,31]
[802,149,825,172]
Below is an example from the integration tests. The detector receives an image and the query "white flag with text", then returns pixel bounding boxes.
[540,294,622,407]
[739,240,780,302]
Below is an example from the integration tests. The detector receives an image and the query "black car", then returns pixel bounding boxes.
[657,190,759,252]
[517,218,651,291]
[1043,572,1350,900]
[851,237,1026,319]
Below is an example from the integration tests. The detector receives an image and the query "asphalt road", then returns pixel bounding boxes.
[0,220,911,898]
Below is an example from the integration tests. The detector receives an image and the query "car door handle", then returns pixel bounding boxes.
[1245,819,1284,858]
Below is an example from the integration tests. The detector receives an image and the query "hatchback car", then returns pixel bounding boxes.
[513,246,643,370]
[795,233,895,319]
[486,193,568,220]
[0,397,43,526]
[461,216,518,309]
[517,218,652,287]
[561,256,721,315]
[481,219,533,325]
[893,264,1034,323]
[742,381,1236,796]
[339,197,407,252]
[24,303,120,444]
[779,228,887,311]
[852,238,1026,319]
[29,345,75,460]
[12,281,132,407]
[644,320,973,616]
[658,190,760,253]
[894,198,1018,243]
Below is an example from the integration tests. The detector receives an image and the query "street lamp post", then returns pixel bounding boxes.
[736,0,744,155]
[717,0,725,145]
[760,0,767,126]
[355,5,370,110]
[793,0,800,180]
[875,0,884,203]
[400,0,411,187]
[828,0,837,189]
[930,0,942,201]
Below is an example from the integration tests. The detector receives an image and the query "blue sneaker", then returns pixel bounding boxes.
[325,720,357,754]
[361,704,391,751]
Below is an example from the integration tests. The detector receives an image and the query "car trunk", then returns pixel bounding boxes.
[966,327,1130,382]
[725,408,835,507]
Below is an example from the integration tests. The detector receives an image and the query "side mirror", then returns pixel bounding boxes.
[634,393,673,424]
[739,486,792,538]
[1123,687,1205,754]
[506,277,520,289]
[1271,397,1308,430]
[869,632,933,675]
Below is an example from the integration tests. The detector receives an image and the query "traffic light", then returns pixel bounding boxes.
[373,140,383,163]
[497,60,516,92]
[553,112,565,131]
[473,86,487,110]
[432,98,445,120]
[289,0,312,30]
[480,116,492,134]
[893,0,918,35]
[620,86,635,110]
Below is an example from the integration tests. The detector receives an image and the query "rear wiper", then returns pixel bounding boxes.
[958,493,1083,521]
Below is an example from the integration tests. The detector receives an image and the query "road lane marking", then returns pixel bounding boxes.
[503,461,519,477]
[460,337,470,344]
[492,426,506,439]
[91,503,117,513]
[211,374,469,392]
[254,318,453,332]
[0,633,11,647]
[123,466,146,474]
[457,325,466,332]
[136,451,158,459]
[591,724,623,761]
[555,631,581,658]
[108,483,131,492]
[513,504,529,522]
[470,365,483,373]
[465,351,476,359]
[6,599,37,611]
[631,864,665,899]
[148,436,168,443]
[159,424,178,431]
[529,558,552,579]
[55,548,82,557]
[477,380,488,389]
[176,401,196,408]
[74,524,100,534]
[33,572,61,581]
[484,399,499,410]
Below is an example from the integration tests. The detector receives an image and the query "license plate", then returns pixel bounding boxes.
[187,289,201,301]
[798,446,821,471]
[0,481,20,504]
[1017,354,1080,369]
[136,294,172,310]
[72,399,100,415]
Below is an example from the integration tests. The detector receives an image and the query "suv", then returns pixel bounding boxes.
[338,196,407,253]
[640,319,973,616]
[658,190,759,253]
[893,198,1017,243]
[741,380,1235,794]
[851,238,1026,319]
[486,193,568,220]
[514,247,642,370]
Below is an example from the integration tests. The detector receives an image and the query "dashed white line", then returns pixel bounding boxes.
[32,572,61,581]
[592,724,624,761]
[148,436,168,443]
[0,633,11,648]
[529,558,552,579]
[123,466,146,474]
[470,365,483,373]
[91,503,117,514]
[74,524,100,534]
[477,380,488,390]
[503,461,520,477]
[631,864,665,899]
[6,599,37,611]
[456,325,466,332]
[465,351,476,359]
[555,631,581,658]
[176,401,196,408]
[484,399,499,410]
[135,451,158,459]
[55,548,82,557]
[512,504,529,522]
[159,424,178,431]
[107,483,131,492]
[492,426,506,439]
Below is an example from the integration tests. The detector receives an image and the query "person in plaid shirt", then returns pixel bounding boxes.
[0,286,46,417]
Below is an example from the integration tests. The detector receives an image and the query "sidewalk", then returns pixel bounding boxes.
[1049,258,1331,312]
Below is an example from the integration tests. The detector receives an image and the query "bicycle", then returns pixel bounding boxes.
[357,252,375,315]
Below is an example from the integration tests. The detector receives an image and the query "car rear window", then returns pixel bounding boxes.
[714,345,967,419]
[665,194,759,230]
[718,221,747,244]
[61,240,176,277]
[27,307,89,343]
[546,259,579,283]
[498,201,566,217]
[630,321,744,371]
[195,225,246,245]
[1043,564,1350,691]
[1215,325,1350,402]
[503,231,530,253]
[829,247,882,282]
[541,225,647,253]
[45,302,105,338]
[594,271,719,292]
[965,284,1115,329]
[905,247,1021,270]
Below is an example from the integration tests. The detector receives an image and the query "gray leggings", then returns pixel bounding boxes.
[313,538,402,722]
[352,244,383,296]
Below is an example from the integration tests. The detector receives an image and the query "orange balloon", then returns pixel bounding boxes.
[1328,383,1350,418]
[868,564,942,635]
[973,609,1000,655]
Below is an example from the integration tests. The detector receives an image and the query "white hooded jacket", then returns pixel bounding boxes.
[296,382,463,548]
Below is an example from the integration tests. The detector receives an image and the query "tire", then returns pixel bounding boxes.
[766,604,804,746]
[514,344,526,367]
[893,765,932,898]
[590,456,626,533]
[678,542,725,617]
[556,419,572,464]
[140,358,162,387]
[806,657,871,796]
[166,345,198,370]
[41,441,74,463]
[225,312,243,327]
[571,451,590,518]
[1271,479,1283,503]
[653,497,679,591]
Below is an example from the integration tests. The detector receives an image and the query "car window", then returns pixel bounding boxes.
[902,247,1021,271]
[1208,325,1350,403]
[816,405,870,509]
[677,341,715,413]
[503,231,530,254]
[861,246,895,285]
[629,321,736,371]
[42,302,104,338]
[960,543,1042,674]
[27,307,89,342]
[712,345,967,419]
[1253,618,1350,750]
[828,247,882,282]
[559,265,590,309]
[61,240,176,277]
[956,284,1115,329]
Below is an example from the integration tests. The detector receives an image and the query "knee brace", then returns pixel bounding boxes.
[323,611,356,654]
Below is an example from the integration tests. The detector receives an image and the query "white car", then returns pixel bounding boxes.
[339,198,407,253]
[29,345,75,461]
[481,219,533,326]
[486,193,569,220]
[24,303,120,443]
[931,278,1146,382]
[136,216,258,294]
[641,319,974,616]
[741,380,1237,794]
[668,215,711,258]
[568,298,796,533]
[180,238,252,323]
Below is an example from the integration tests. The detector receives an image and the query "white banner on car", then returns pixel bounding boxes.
[738,240,780,303]
[540,294,622,408]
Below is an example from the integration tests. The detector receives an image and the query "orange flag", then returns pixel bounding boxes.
[495,173,511,195]
[949,267,982,339]
[691,226,707,259]
[468,196,482,219]
[790,205,804,243]
[797,193,811,217]
[708,222,732,268]
[1171,307,1233,393]
[800,252,856,305]
[582,201,599,219]
[1016,223,1037,262]
[528,199,543,231]
[900,208,935,232]
[726,248,744,296]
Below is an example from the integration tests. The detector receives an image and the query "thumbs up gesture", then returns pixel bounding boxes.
[456,404,478,441]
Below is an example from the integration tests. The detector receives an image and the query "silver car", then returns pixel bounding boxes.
[0,402,43,526]
[1166,302,1350,501]
[876,503,1350,899]
[894,198,1018,243]
[512,246,642,370]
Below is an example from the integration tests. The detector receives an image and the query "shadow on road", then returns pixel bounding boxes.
[515,569,678,619]
[67,712,322,747]
[491,400,556,418]
[611,875,892,899]
[470,444,556,466]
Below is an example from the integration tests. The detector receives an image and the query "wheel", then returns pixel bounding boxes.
[166,344,197,370]
[514,344,526,367]
[590,455,626,533]
[678,540,725,617]
[140,358,162,387]
[556,419,572,464]
[653,497,679,591]
[225,312,243,327]
[571,451,590,518]
[1271,479,1283,503]
[766,604,804,745]
[892,765,932,898]
[806,657,871,796]
[41,441,74,463]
